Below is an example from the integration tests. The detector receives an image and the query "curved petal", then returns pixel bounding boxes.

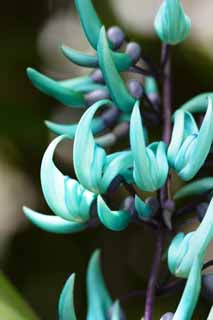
[97,196,131,231]
[130,101,150,190]
[41,135,95,221]
[62,45,99,68]
[86,250,112,320]
[45,117,105,139]
[59,274,77,320]
[154,0,191,45]
[168,110,197,168]
[174,177,213,200]
[98,27,135,112]
[101,151,133,191]
[173,257,201,320]
[73,100,111,193]
[62,45,132,72]
[27,68,85,107]
[23,207,86,234]
[135,196,152,220]
[168,197,213,278]
[60,75,104,93]
[179,98,213,180]
[180,93,213,113]
[74,0,102,49]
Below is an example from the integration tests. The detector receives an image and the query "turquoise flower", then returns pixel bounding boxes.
[168,197,213,278]
[23,135,96,234]
[97,27,136,112]
[174,177,213,200]
[130,101,169,192]
[73,100,133,194]
[62,0,138,71]
[58,250,124,320]
[168,98,213,181]
[168,257,201,320]
[154,0,191,45]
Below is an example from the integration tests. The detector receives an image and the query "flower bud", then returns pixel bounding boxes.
[107,26,125,50]
[154,0,191,45]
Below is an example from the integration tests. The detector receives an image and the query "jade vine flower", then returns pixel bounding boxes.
[58,250,124,320]
[23,135,96,234]
[168,97,213,181]
[168,197,213,278]
[130,101,168,192]
[73,100,133,194]
[154,0,191,45]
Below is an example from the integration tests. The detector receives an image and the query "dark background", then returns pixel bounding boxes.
[0,1,212,319]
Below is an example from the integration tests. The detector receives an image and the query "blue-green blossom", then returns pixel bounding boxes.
[168,98,213,181]
[97,196,131,231]
[180,93,213,113]
[174,177,213,200]
[58,250,124,320]
[168,197,213,278]
[23,135,96,234]
[130,101,168,192]
[73,100,133,194]
[172,257,201,320]
[97,27,136,112]
[154,0,191,45]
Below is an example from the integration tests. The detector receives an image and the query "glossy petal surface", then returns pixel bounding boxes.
[154,0,191,45]
[97,196,131,231]
[59,274,77,320]
[130,101,168,191]
[98,27,135,112]
[27,68,85,107]
[41,135,96,222]
[174,177,213,199]
[23,207,86,234]
[86,250,112,320]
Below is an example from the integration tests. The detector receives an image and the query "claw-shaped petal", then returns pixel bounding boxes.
[74,101,132,193]
[180,93,213,113]
[168,197,213,278]
[172,257,201,320]
[97,196,131,231]
[168,98,213,181]
[134,196,153,220]
[110,301,124,320]
[98,27,135,112]
[74,0,102,49]
[62,45,132,72]
[130,101,168,191]
[154,0,191,45]
[174,177,213,200]
[27,68,85,107]
[23,207,86,234]
[86,250,112,320]
[60,75,104,93]
[59,274,77,320]
[45,117,105,138]
[41,135,96,222]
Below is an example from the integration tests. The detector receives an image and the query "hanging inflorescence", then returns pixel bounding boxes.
[23,0,213,319]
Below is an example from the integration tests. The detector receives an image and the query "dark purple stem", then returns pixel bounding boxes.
[144,44,172,320]
[144,228,164,320]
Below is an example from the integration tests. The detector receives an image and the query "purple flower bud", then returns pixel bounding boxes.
[85,88,110,105]
[201,274,213,302]
[126,42,141,63]
[127,80,144,99]
[196,202,209,222]
[90,69,104,84]
[160,313,174,320]
[102,107,121,127]
[107,26,125,50]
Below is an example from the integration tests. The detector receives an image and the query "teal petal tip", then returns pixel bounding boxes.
[59,273,77,320]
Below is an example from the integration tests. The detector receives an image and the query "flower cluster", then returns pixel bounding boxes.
[23,0,213,319]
